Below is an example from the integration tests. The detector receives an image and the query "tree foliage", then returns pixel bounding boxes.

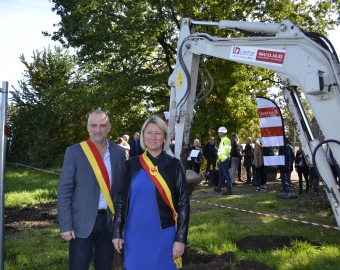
[8,0,340,167]
[8,46,89,166]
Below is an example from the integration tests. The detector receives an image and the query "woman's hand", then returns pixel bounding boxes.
[112,238,123,253]
[172,241,185,259]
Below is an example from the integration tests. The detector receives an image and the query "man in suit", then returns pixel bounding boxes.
[128,131,143,157]
[57,109,126,270]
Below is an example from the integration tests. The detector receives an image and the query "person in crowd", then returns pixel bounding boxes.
[295,147,309,194]
[324,143,339,184]
[115,137,124,145]
[253,138,268,191]
[215,126,232,195]
[243,137,253,185]
[123,134,129,143]
[278,137,295,192]
[190,139,202,174]
[128,131,143,157]
[230,134,243,185]
[237,142,245,182]
[122,134,130,154]
[115,137,129,160]
[286,137,295,187]
[113,115,190,270]
[186,147,193,170]
[57,109,126,270]
[203,136,218,179]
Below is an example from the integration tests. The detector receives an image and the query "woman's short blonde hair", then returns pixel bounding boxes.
[140,115,170,151]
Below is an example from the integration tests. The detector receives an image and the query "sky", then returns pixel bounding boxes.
[0,0,339,94]
[0,0,60,92]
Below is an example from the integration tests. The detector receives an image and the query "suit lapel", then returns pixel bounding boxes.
[108,142,116,194]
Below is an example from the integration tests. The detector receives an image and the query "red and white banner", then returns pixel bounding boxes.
[256,97,285,166]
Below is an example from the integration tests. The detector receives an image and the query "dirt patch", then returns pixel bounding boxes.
[236,235,321,252]
[111,246,274,270]
[4,201,58,232]
[4,175,326,269]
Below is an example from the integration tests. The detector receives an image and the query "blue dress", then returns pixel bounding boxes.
[124,169,178,270]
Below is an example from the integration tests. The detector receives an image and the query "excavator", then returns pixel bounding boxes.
[166,18,340,227]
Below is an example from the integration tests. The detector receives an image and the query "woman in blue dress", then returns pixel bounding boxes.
[113,115,190,270]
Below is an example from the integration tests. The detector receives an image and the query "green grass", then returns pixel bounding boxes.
[188,184,340,269]
[5,165,59,208]
[5,228,68,270]
[4,165,340,269]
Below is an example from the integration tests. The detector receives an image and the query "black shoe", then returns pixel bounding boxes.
[288,183,294,187]
[260,186,268,190]
[256,188,260,192]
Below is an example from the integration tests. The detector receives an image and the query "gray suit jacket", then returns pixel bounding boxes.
[57,141,126,238]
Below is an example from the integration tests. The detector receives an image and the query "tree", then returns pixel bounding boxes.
[8,1,338,167]
[39,0,340,152]
[8,46,89,166]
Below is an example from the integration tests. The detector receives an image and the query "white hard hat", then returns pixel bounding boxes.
[217,126,227,133]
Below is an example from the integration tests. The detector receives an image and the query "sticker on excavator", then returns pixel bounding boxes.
[177,72,183,87]
[230,46,285,66]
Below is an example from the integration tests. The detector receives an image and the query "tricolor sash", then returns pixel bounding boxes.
[80,140,115,220]
[139,152,178,228]
[139,151,182,269]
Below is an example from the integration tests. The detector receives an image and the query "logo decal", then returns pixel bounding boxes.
[149,166,158,176]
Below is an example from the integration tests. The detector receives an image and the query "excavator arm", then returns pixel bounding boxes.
[168,18,340,226]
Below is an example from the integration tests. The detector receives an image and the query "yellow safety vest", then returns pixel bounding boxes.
[218,136,231,162]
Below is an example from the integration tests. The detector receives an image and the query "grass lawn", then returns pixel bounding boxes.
[4,165,340,269]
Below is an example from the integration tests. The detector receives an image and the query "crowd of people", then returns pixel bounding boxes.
[186,127,326,196]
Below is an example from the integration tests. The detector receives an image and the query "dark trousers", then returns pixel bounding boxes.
[255,165,267,187]
[297,166,309,191]
[280,168,288,191]
[219,158,231,185]
[192,162,201,174]
[330,164,340,183]
[69,214,113,270]
[238,158,242,179]
[206,159,217,172]
[245,166,252,182]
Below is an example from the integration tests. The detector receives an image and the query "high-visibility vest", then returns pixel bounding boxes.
[218,136,231,162]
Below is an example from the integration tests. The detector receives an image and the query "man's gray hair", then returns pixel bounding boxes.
[87,109,110,124]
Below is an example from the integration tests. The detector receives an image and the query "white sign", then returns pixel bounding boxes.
[190,150,200,158]
[229,46,286,66]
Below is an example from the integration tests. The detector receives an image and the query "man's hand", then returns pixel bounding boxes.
[113,238,123,253]
[60,230,75,241]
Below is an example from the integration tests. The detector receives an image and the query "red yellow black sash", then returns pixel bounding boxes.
[80,139,114,219]
[139,151,178,228]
